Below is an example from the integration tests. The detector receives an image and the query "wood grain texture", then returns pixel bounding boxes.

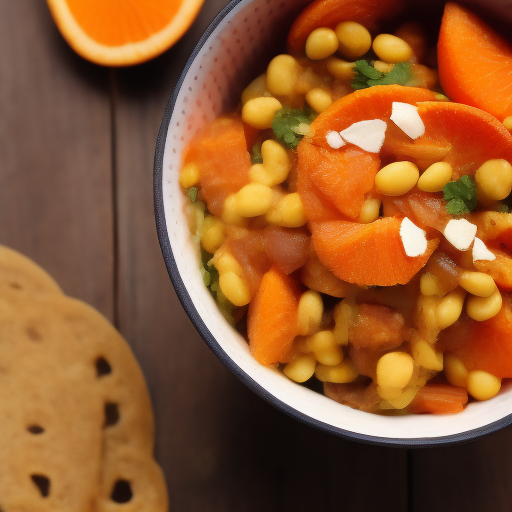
[0,1,114,319]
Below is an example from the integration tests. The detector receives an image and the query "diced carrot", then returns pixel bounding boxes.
[324,381,381,413]
[287,0,405,54]
[438,294,512,377]
[437,2,512,122]
[297,142,381,220]
[185,117,251,216]
[301,252,354,297]
[243,122,261,151]
[407,383,468,414]
[247,266,301,365]
[310,217,439,286]
[474,250,512,291]
[348,346,381,380]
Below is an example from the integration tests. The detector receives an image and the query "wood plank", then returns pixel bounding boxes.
[0,1,114,318]
[113,1,408,510]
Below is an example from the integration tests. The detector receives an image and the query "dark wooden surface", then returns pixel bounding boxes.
[1,1,512,511]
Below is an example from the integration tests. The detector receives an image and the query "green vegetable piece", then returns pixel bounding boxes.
[272,107,316,149]
[187,187,198,202]
[251,144,263,164]
[352,60,412,90]
[501,204,510,213]
[443,175,478,215]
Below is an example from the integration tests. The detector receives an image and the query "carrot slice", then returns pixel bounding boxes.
[287,0,405,54]
[185,118,251,216]
[437,2,512,122]
[247,266,301,365]
[474,251,512,291]
[407,383,468,414]
[262,226,311,275]
[311,217,439,286]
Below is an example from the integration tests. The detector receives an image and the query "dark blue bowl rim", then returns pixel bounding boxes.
[153,0,512,448]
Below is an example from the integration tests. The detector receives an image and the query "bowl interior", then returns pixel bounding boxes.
[157,0,512,445]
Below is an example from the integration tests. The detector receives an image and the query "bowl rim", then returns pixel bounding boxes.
[153,0,512,448]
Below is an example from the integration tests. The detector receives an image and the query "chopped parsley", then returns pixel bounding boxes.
[352,60,412,90]
[251,143,263,164]
[443,175,478,215]
[501,193,512,213]
[272,107,317,149]
[187,187,198,202]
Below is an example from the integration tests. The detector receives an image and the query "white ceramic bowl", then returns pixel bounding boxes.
[154,0,512,446]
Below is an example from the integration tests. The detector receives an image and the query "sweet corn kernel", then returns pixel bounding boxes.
[297,290,324,335]
[326,57,355,81]
[466,287,503,321]
[201,216,225,254]
[435,287,466,330]
[222,194,248,227]
[412,338,443,371]
[420,273,442,296]
[265,192,307,227]
[305,28,339,60]
[374,161,420,196]
[307,330,337,353]
[475,159,512,201]
[234,183,274,217]
[213,251,242,276]
[459,271,497,298]
[377,385,403,401]
[266,55,301,97]
[305,87,333,113]
[180,163,200,189]
[467,370,502,401]
[358,197,381,223]
[242,97,282,129]
[283,354,317,383]
[241,74,270,105]
[333,300,357,345]
[219,272,250,306]
[372,34,413,63]
[504,116,512,131]
[376,352,414,389]
[315,346,345,366]
[444,354,468,388]
[335,21,372,59]
[373,60,394,73]
[417,162,453,192]
[250,140,291,187]
[380,386,419,409]
[315,359,358,383]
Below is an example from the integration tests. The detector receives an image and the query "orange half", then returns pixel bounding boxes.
[47,0,205,66]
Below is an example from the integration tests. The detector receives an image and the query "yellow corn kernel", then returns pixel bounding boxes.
[466,370,502,401]
[412,338,443,371]
[372,34,413,63]
[315,359,358,383]
[466,287,503,321]
[420,273,442,297]
[335,21,372,59]
[242,97,282,129]
[333,300,357,345]
[250,140,291,187]
[180,163,200,189]
[376,352,414,389]
[219,272,250,306]
[297,290,324,335]
[305,27,339,60]
[358,197,381,223]
[307,330,337,353]
[504,116,512,131]
[374,161,420,196]
[377,385,403,401]
[326,57,355,81]
[475,159,512,201]
[373,60,394,73]
[265,192,307,228]
[266,54,301,97]
[213,251,241,276]
[201,216,225,254]
[417,162,453,192]
[222,194,248,227]
[444,354,468,388]
[459,271,497,298]
[380,386,419,409]
[241,74,270,105]
[283,354,317,383]
[234,183,274,217]
[305,87,333,113]
[435,287,466,330]
[315,347,344,366]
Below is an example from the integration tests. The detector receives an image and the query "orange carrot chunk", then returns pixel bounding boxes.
[407,383,468,414]
[247,266,301,365]
[437,2,512,122]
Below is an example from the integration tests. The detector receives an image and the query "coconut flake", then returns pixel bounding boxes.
[472,237,496,262]
[326,130,345,149]
[400,217,428,257]
[443,219,477,251]
[339,119,387,153]
[390,102,425,140]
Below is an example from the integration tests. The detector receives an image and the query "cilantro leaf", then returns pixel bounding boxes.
[443,175,477,215]
[501,193,512,213]
[352,60,412,90]
[272,107,316,149]
[251,144,263,164]
[187,187,198,202]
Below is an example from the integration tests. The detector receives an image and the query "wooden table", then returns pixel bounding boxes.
[2,1,512,510]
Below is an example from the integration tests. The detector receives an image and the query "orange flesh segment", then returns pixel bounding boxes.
[407,383,468,414]
[247,266,300,366]
[311,218,439,286]
[437,2,512,122]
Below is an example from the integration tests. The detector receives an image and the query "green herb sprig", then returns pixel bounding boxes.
[352,60,412,90]
[272,107,317,149]
[443,175,478,215]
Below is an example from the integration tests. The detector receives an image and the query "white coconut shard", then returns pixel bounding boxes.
[443,218,478,251]
[339,119,387,153]
[400,217,428,257]
[390,102,426,140]
[472,237,496,262]
[326,130,346,149]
